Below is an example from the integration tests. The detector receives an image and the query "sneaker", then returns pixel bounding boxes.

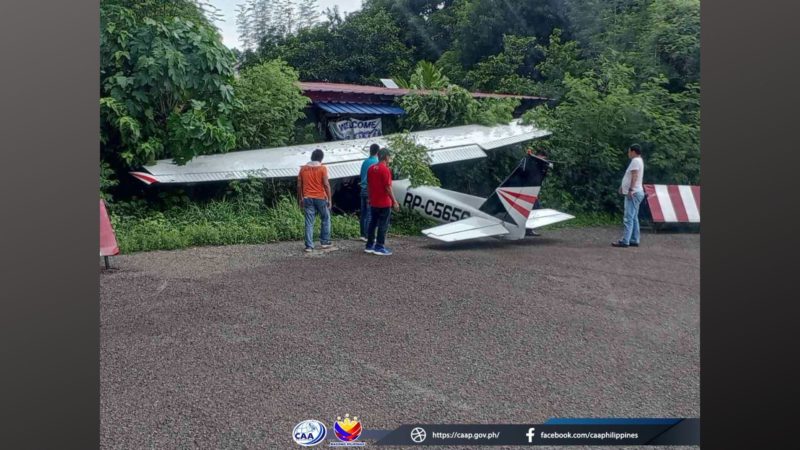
[320,242,333,249]
[359,236,368,242]
[629,242,639,247]
[611,241,629,248]
[304,247,313,253]
[364,245,375,254]
[373,247,393,256]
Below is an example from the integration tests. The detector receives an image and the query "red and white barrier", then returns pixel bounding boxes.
[644,184,701,223]
[100,199,119,257]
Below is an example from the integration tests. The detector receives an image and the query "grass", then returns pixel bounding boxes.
[110,196,620,253]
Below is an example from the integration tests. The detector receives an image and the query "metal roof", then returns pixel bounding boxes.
[298,81,547,101]
[317,102,406,115]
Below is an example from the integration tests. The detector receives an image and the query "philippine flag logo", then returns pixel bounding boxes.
[334,414,363,442]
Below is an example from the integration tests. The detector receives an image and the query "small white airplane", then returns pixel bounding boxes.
[394,151,574,242]
[129,120,574,242]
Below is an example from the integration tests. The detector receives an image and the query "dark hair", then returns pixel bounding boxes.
[369,143,380,156]
[377,148,392,161]
[311,149,324,162]
[629,144,642,155]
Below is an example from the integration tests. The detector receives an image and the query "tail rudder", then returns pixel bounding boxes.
[479,152,550,227]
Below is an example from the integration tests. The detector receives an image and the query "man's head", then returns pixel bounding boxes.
[369,143,380,156]
[628,144,642,158]
[377,148,392,164]
[311,149,324,162]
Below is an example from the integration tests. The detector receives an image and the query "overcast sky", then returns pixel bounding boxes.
[207,0,364,49]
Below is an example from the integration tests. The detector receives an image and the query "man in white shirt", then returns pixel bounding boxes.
[613,144,645,248]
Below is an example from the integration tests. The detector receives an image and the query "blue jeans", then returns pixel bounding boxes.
[303,198,331,249]
[366,207,391,249]
[621,191,645,245]
[359,189,371,238]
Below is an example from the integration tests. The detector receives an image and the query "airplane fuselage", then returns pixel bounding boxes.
[392,179,498,226]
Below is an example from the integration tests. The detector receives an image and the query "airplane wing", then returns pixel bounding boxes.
[526,208,575,229]
[130,120,551,185]
[421,217,509,242]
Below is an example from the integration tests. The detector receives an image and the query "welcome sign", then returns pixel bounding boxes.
[329,118,382,140]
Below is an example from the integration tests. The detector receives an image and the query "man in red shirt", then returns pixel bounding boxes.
[365,148,400,256]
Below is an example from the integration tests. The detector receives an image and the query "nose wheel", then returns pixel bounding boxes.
[525,229,540,237]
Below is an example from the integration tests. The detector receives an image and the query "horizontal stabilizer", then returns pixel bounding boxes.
[526,208,575,229]
[421,217,509,242]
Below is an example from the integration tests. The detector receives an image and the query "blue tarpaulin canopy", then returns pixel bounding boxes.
[316,102,406,115]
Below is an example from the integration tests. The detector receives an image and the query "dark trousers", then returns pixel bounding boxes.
[366,207,392,248]
[359,190,370,238]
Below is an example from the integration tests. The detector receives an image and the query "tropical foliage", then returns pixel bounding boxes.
[100,0,238,168]
[231,59,310,150]
[386,133,440,188]
[100,0,700,251]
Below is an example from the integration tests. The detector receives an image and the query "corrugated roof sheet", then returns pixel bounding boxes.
[317,102,406,115]
[299,81,547,101]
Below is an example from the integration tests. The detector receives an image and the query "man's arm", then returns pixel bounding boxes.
[323,174,332,208]
[384,173,399,210]
[297,174,304,208]
[628,170,639,197]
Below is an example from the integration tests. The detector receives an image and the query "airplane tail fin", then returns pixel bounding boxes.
[478,152,550,228]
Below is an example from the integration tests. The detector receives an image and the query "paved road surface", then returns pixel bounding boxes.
[100,227,699,449]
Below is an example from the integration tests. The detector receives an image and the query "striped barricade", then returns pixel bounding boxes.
[100,199,119,268]
[643,184,701,224]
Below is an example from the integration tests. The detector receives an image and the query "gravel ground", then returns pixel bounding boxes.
[100,227,699,449]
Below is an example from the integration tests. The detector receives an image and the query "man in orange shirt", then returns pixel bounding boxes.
[297,149,332,252]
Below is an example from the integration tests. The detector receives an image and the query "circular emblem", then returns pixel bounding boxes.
[293,420,327,447]
[334,414,363,442]
[410,427,427,443]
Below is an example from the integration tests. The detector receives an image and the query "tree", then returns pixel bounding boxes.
[100,0,238,169]
[259,7,413,83]
[451,0,566,69]
[563,0,700,88]
[532,28,586,99]
[386,132,441,188]
[463,34,539,94]
[394,60,519,130]
[400,85,518,131]
[363,0,461,62]
[647,0,700,87]
[296,0,321,30]
[394,61,450,89]
[523,58,699,212]
[232,60,310,150]
[236,0,323,51]
[235,2,255,50]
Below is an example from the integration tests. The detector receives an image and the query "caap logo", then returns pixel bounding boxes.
[293,419,327,447]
